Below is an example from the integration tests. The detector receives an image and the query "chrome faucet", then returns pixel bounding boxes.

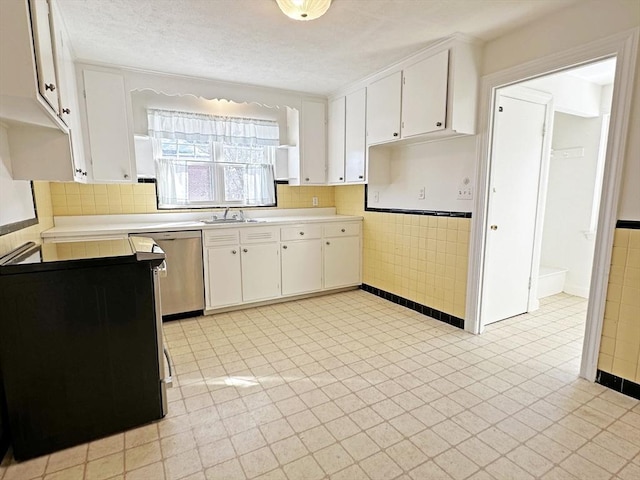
[223,206,230,219]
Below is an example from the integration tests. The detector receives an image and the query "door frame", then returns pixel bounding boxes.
[465,28,639,383]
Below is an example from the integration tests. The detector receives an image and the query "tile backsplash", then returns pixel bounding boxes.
[49,182,335,216]
[598,227,640,382]
[335,185,469,319]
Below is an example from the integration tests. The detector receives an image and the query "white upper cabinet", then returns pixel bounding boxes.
[362,38,479,146]
[82,69,136,183]
[327,96,346,183]
[344,89,367,183]
[366,71,402,145]
[287,99,327,185]
[401,50,449,137]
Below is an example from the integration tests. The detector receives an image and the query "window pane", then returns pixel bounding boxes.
[188,164,214,202]
[223,165,244,202]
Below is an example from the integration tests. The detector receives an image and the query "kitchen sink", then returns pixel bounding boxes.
[201,218,264,224]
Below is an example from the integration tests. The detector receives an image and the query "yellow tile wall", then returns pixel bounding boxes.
[49,182,336,216]
[0,182,54,256]
[598,228,640,382]
[335,185,470,319]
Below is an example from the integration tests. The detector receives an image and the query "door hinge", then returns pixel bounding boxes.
[528,277,532,289]
[542,123,546,136]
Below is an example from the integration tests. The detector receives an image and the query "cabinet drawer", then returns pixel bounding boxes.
[240,226,280,244]
[324,223,361,238]
[203,229,239,246]
[281,225,322,241]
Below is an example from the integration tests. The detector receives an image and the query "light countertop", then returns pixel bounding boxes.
[41,208,363,241]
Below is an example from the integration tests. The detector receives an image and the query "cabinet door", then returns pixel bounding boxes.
[83,70,135,182]
[205,246,242,308]
[366,71,401,145]
[345,88,366,183]
[401,50,449,137]
[324,236,361,289]
[281,240,322,296]
[50,4,86,180]
[300,100,326,184]
[241,243,280,303]
[327,96,346,184]
[29,0,59,112]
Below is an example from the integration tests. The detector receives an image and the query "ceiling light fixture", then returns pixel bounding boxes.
[276,0,332,21]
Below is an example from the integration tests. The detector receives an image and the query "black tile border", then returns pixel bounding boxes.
[360,283,464,329]
[616,220,640,230]
[596,370,640,401]
[363,185,472,218]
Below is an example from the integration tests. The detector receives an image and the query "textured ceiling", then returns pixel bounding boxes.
[57,0,580,95]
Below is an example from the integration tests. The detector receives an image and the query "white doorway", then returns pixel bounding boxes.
[466,29,639,382]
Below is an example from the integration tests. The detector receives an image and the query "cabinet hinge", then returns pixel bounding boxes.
[528,277,532,289]
[542,123,546,136]
[83,90,86,99]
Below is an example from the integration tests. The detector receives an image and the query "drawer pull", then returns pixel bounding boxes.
[299,232,304,236]
[231,250,237,254]
[243,248,248,253]
[341,228,346,233]
[283,245,288,249]
[326,241,330,245]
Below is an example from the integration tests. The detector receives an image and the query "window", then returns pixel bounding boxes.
[148,109,279,209]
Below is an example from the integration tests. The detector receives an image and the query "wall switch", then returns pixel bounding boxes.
[372,191,379,203]
[418,187,426,200]
[312,196,318,206]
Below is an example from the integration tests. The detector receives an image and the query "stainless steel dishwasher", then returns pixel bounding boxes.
[130,231,204,318]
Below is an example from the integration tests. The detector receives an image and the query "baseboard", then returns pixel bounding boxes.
[563,284,590,298]
[360,284,464,329]
[596,370,640,400]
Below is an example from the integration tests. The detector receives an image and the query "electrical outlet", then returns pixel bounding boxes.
[418,187,426,200]
[457,177,473,200]
[312,196,319,206]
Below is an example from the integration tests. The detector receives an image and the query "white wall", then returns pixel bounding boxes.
[367,135,476,212]
[482,0,640,221]
[541,113,604,297]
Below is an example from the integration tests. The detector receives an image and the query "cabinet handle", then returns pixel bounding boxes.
[231,250,237,254]
[283,245,288,249]
[45,83,56,91]
[299,232,304,236]
[305,178,310,182]
[75,168,82,173]
[436,122,442,127]
[124,174,129,179]
[243,248,248,253]
[393,132,399,137]
[358,175,363,179]
[339,177,343,181]
[341,228,346,233]
[82,171,87,176]
[62,108,71,114]
[326,241,330,245]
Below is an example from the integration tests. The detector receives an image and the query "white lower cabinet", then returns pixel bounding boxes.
[203,220,361,312]
[324,236,361,289]
[241,244,280,302]
[281,240,323,296]
[205,246,242,309]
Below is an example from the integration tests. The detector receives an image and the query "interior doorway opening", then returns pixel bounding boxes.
[482,57,616,327]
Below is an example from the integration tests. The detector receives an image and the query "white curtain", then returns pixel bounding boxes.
[148,109,279,208]
[148,109,280,146]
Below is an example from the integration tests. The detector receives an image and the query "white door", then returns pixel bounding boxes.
[327,96,346,183]
[206,246,242,308]
[241,243,281,302]
[345,88,367,183]
[30,0,59,112]
[401,50,449,137]
[300,100,326,184]
[482,92,549,325]
[324,236,361,289]
[366,71,401,145]
[281,240,322,295]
